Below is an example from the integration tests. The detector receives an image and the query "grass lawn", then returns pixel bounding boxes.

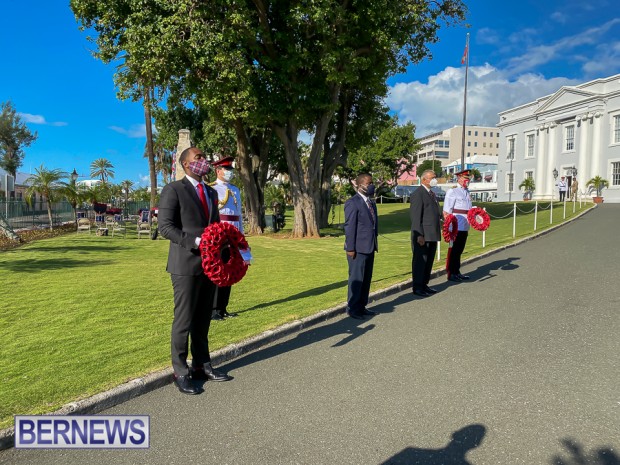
[0,200,593,429]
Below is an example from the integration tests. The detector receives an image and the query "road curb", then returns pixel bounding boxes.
[0,204,595,450]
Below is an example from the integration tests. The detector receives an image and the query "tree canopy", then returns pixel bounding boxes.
[0,101,38,177]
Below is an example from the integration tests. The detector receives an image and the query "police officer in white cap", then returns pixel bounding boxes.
[443,169,472,282]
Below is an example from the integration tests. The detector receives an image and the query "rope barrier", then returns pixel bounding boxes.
[515,205,537,214]
[486,210,514,219]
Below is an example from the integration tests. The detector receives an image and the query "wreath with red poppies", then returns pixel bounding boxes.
[442,214,459,242]
[467,207,491,231]
[200,221,249,287]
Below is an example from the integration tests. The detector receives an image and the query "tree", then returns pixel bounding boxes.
[71,0,466,237]
[60,182,85,223]
[417,160,443,178]
[347,118,419,190]
[586,176,609,197]
[120,180,134,206]
[24,166,65,230]
[0,101,38,177]
[90,158,115,184]
[518,177,535,200]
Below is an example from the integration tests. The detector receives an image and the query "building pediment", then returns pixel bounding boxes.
[534,87,599,115]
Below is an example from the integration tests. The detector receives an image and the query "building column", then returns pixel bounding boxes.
[534,125,547,200]
[589,111,603,181]
[545,122,558,199]
[577,114,589,190]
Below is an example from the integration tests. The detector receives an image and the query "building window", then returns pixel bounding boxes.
[614,115,620,144]
[467,152,470,157]
[496,132,500,137]
[507,173,514,192]
[497,143,499,148]
[507,137,515,160]
[484,131,487,137]
[565,125,575,151]
[612,162,620,186]
[525,170,533,179]
[474,142,478,147]
[444,140,450,148]
[467,141,471,147]
[526,134,535,158]
[475,131,478,136]
[468,130,471,136]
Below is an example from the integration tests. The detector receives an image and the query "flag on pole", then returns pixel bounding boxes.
[461,44,468,65]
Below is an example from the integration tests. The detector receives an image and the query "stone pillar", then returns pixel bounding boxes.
[174,129,192,181]
[545,122,557,199]
[577,114,589,190]
[589,112,603,181]
[534,125,547,200]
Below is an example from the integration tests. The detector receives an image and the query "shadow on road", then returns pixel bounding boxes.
[222,316,377,372]
[551,438,620,465]
[379,424,486,465]
[467,257,520,282]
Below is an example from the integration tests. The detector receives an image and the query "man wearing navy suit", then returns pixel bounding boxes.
[159,147,232,395]
[410,169,442,297]
[344,173,379,320]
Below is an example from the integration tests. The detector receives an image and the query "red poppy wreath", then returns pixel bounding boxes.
[442,214,459,242]
[467,207,491,232]
[200,221,249,287]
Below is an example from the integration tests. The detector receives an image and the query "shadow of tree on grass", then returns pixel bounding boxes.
[2,258,114,273]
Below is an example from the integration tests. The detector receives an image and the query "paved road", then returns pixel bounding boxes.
[2,205,619,465]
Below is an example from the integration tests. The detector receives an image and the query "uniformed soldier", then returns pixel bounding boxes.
[443,169,472,282]
[209,156,252,320]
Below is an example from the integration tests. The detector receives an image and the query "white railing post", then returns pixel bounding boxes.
[573,196,576,213]
[437,239,441,261]
[563,199,566,219]
[550,200,553,224]
[513,203,517,238]
[482,207,487,248]
[534,201,538,231]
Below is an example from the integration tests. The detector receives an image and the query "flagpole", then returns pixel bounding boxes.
[460,33,470,173]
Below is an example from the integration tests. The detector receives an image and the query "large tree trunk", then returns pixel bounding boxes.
[233,119,265,235]
[144,91,157,210]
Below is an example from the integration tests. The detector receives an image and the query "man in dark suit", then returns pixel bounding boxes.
[344,173,379,320]
[410,169,442,297]
[159,147,233,395]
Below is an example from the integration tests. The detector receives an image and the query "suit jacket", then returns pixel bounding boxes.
[410,186,441,243]
[344,194,378,254]
[159,177,220,276]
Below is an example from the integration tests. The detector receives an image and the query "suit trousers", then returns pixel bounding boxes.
[213,285,232,312]
[170,274,216,376]
[412,240,437,290]
[448,231,468,275]
[347,252,375,314]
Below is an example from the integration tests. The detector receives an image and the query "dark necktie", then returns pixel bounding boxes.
[429,189,437,202]
[197,183,210,219]
[366,199,375,223]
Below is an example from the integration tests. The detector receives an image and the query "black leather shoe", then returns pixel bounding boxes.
[457,274,470,280]
[222,311,238,318]
[203,363,233,382]
[448,275,462,282]
[361,308,378,316]
[413,289,430,297]
[173,374,200,395]
[211,313,225,321]
[347,311,365,320]
[424,286,438,294]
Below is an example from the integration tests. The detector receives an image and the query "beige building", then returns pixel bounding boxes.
[416,125,500,168]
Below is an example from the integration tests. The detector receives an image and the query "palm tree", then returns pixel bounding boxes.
[25,165,65,230]
[90,158,115,184]
[586,176,609,197]
[120,180,134,207]
[60,182,85,224]
[518,177,536,200]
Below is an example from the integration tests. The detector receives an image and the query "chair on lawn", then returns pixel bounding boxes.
[137,222,151,239]
[105,215,115,229]
[95,214,109,236]
[111,219,127,238]
[76,218,91,234]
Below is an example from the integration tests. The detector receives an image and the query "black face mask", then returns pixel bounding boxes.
[359,184,375,197]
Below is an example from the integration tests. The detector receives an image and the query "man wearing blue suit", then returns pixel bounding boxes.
[344,173,379,320]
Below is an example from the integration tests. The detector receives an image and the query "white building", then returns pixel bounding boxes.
[497,74,620,202]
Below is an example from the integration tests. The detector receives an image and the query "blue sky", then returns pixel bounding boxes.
[1,1,619,184]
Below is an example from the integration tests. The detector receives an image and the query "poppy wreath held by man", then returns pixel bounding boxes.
[442,214,459,242]
[467,207,491,231]
[199,221,249,287]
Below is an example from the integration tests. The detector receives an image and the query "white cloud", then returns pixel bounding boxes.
[387,64,578,136]
[18,113,67,126]
[550,11,568,24]
[109,124,147,138]
[138,174,149,185]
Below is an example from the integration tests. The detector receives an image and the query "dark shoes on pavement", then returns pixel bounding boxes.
[361,308,378,316]
[173,374,201,395]
[448,273,470,282]
[424,286,438,294]
[191,363,233,382]
[413,289,431,297]
[347,311,365,320]
[212,310,238,321]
